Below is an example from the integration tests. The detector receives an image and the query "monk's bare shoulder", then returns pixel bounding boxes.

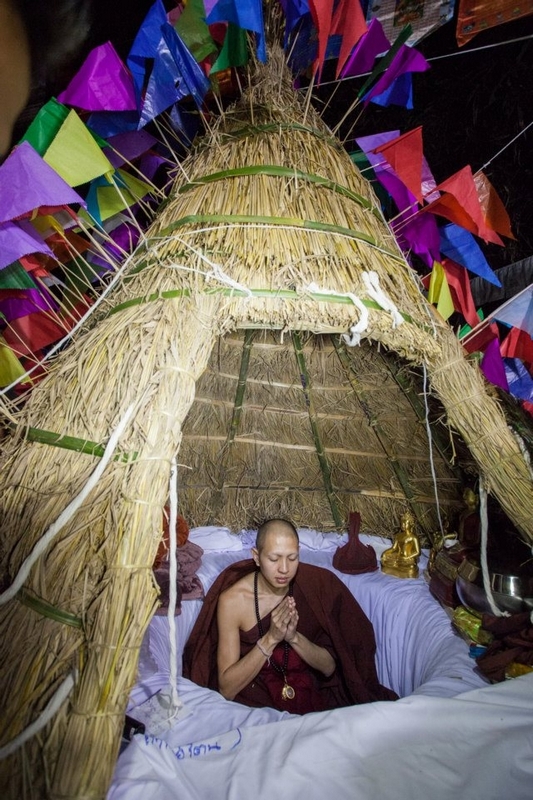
[217,573,254,623]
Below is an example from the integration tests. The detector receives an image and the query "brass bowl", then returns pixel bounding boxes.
[456,560,533,615]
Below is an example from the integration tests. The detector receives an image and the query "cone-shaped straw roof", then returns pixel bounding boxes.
[0,43,531,800]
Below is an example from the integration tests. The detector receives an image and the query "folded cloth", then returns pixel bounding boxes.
[333,512,378,574]
[476,610,533,682]
[153,540,204,614]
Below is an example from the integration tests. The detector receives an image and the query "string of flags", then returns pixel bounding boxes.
[0,0,531,416]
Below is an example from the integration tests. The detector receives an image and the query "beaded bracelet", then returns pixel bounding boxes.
[256,640,272,665]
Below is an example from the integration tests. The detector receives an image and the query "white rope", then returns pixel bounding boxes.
[176,240,253,297]
[479,477,509,617]
[0,403,136,605]
[0,672,76,760]
[306,282,369,346]
[508,426,533,481]
[362,271,404,329]
[167,456,181,710]
[422,362,444,535]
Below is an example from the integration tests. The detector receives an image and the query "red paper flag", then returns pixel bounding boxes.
[424,166,503,245]
[442,257,480,328]
[461,321,500,355]
[474,171,515,240]
[331,0,367,78]
[373,126,424,203]
[308,0,334,76]
[500,326,533,367]
[3,310,73,356]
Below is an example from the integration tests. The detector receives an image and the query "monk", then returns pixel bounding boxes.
[183,518,397,714]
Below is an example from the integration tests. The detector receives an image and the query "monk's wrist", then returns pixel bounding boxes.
[285,631,300,646]
[258,634,276,655]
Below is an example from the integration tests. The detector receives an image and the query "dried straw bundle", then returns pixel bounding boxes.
[0,38,531,800]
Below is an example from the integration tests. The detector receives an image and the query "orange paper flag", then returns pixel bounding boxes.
[474,171,515,240]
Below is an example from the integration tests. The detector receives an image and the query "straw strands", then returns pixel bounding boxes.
[0,40,532,800]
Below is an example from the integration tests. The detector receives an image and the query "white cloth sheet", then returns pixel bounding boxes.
[108,532,533,799]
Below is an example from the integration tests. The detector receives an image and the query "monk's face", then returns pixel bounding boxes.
[253,527,299,593]
[0,0,31,156]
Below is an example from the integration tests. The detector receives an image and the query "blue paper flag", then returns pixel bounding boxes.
[439,223,501,288]
[504,357,533,402]
[207,0,267,62]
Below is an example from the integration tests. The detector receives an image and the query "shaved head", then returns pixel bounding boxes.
[255,518,299,552]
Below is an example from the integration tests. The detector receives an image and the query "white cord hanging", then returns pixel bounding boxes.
[0,672,76,760]
[0,403,136,606]
[362,271,404,329]
[167,456,181,710]
[422,362,444,536]
[478,476,509,617]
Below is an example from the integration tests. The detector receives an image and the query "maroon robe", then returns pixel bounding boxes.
[182,560,398,712]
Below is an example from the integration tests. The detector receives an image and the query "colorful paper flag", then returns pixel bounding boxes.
[57,42,138,112]
[439,223,501,287]
[340,17,390,77]
[207,0,266,62]
[44,111,115,187]
[427,261,454,320]
[373,127,424,202]
[331,0,367,77]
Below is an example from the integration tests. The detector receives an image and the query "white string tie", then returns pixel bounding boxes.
[362,271,404,329]
[306,282,369,346]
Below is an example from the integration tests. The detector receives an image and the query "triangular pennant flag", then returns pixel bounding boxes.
[491,284,533,338]
[439,223,501,287]
[481,336,508,391]
[474,170,515,240]
[373,127,424,202]
[57,42,138,112]
[211,22,249,73]
[442,257,481,328]
[307,0,334,76]
[161,23,210,108]
[174,0,217,63]
[0,261,37,290]
[500,326,533,367]
[44,110,115,187]
[91,170,155,222]
[424,166,503,245]
[207,0,266,62]
[0,287,58,322]
[19,98,70,155]
[127,0,169,102]
[0,337,28,387]
[427,261,454,320]
[2,309,73,356]
[504,358,533,403]
[368,71,414,109]
[0,142,85,223]
[340,17,389,78]
[0,221,55,270]
[331,0,367,78]
[362,43,429,104]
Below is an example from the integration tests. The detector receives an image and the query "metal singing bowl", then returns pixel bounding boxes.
[456,560,533,615]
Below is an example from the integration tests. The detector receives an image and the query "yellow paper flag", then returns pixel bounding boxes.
[95,169,155,222]
[0,338,29,387]
[44,110,114,187]
[428,261,454,321]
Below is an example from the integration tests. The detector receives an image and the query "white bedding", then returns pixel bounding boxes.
[108,531,533,799]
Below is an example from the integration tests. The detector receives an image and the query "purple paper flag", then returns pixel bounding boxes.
[481,337,509,391]
[0,142,85,224]
[0,220,55,270]
[363,45,429,105]
[340,18,390,78]
[0,288,58,322]
[369,72,413,109]
[394,211,441,269]
[103,130,158,169]
[57,42,138,112]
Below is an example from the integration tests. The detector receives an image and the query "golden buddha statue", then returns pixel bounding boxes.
[381,510,421,579]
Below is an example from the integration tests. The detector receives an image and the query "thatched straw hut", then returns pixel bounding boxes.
[0,42,532,800]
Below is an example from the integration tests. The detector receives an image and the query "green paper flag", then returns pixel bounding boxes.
[0,261,38,290]
[44,110,114,187]
[211,22,248,74]
[0,337,28,387]
[175,0,217,63]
